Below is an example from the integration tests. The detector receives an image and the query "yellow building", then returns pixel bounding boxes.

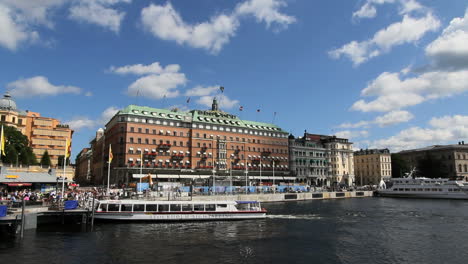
[354,149,392,186]
[0,92,73,166]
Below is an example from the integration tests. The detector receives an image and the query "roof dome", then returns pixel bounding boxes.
[0,92,17,111]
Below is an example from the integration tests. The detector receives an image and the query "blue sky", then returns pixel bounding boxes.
[1,0,468,160]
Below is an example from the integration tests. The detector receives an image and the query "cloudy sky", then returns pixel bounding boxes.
[1,0,468,159]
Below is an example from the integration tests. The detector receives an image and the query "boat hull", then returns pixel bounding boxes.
[376,191,468,200]
[94,211,267,221]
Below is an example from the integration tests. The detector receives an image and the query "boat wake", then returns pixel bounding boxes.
[267,214,322,220]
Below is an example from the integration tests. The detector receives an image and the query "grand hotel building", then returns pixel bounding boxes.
[88,99,290,185]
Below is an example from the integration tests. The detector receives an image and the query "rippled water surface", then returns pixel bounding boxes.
[2,198,468,264]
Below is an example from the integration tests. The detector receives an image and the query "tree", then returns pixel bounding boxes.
[57,155,70,167]
[1,124,37,165]
[417,153,446,178]
[40,150,52,167]
[391,154,410,178]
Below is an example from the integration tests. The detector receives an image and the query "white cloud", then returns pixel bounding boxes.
[99,106,119,123]
[0,3,40,50]
[235,0,296,29]
[67,117,97,131]
[196,94,239,109]
[352,0,423,20]
[185,85,219,97]
[351,70,468,112]
[109,62,180,75]
[110,61,188,100]
[7,76,82,97]
[374,110,414,127]
[66,106,119,131]
[425,9,468,70]
[69,0,131,33]
[140,0,294,54]
[331,13,440,66]
[369,114,468,151]
[127,73,186,100]
[335,130,369,139]
[339,110,414,128]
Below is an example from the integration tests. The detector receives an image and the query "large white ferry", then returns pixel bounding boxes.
[94,200,266,221]
[377,174,468,199]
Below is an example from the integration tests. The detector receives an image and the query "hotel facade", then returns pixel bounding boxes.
[0,93,73,166]
[88,99,290,186]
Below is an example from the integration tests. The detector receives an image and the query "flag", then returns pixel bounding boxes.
[109,144,113,163]
[186,97,191,103]
[239,106,243,111]
[65,138,71,158]
[0,126,5,156]
[220,86,224,93]
[140,151,143,164]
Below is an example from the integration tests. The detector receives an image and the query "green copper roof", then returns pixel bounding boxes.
[116,105,287,133]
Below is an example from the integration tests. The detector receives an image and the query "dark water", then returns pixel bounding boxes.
[2,198,468,264]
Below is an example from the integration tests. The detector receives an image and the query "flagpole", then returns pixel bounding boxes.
[62,139,68,199]
[139,152,143,193]
[107,144,112,194]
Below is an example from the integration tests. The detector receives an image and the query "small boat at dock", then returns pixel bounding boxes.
[94,200,266,221]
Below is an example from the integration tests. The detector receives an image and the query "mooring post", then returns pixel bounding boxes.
[20,197,25,238]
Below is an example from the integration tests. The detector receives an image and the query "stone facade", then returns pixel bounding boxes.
[354,149,391,186]
[398,142,468,180]
[288,133,330,186]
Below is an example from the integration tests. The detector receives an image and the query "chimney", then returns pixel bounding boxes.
[463,141,465,145]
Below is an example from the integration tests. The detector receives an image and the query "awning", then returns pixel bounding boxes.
[144,148,149,152]
[186,151,190,154]
[152,149,156,152]
[186,161,190,163]
[6,183,32,187]
[165,160,170,163]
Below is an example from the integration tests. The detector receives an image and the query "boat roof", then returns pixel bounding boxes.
[98,200,239,204]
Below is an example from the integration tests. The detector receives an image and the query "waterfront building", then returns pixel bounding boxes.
[75,148,92,184]
[398,142,468,180]
[0,92,73,166]
[288,132,330,186]
[87,99,290,186]
[354,149,391,186]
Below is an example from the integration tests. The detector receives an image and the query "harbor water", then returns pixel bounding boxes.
[1,197,468,264]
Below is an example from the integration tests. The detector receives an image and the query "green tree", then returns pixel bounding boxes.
[391,154,410,178]
[40,150,52,166]
[1,124,37,165]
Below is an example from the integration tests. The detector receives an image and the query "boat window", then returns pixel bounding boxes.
[425,188,431,191]
[205,204,216,211]
[182,204,192,211]
[170,204,181,211]
[431,189,438,191]
[159,205,169,212]
[134,204,145,212]
[404,188,410,191]
[100,204,108,212]
[108,204,120,212]
[217,204,227,208]
[193,204,204,211]
[146,204,157,212]
[121,204,133,212]
[411,189,416,191]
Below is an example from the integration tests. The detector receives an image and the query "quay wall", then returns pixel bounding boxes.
[191,191,374,203]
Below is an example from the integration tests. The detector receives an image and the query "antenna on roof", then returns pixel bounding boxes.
[162,94,167,109]
[135,90,140,106]
[272,112,277,124]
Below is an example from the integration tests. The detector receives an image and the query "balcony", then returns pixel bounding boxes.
[158,143,171,150]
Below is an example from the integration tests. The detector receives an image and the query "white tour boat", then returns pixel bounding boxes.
[94,200,266,221]
[376,170,468,199]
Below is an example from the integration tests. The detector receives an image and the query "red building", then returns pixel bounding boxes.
[87,99,290,186]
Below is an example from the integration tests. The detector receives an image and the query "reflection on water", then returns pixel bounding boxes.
[2,198,468,264]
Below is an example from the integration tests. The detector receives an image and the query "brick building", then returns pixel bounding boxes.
[87,99,290,186]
